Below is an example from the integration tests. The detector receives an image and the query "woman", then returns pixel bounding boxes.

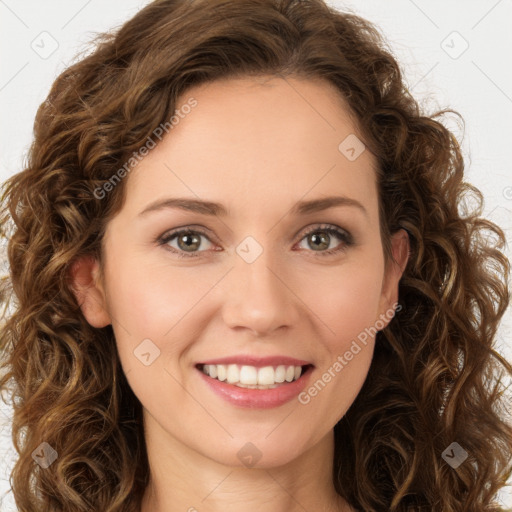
[1,0,510,510]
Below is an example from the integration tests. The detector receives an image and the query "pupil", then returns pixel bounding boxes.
[179,233,199,251]
[311,232,329,250]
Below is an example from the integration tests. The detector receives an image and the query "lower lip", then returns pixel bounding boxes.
[197,366,314,409]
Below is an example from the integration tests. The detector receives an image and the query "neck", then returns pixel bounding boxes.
[140,411,352,512]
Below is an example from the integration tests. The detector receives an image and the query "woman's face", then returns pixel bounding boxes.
[73,76,408,468]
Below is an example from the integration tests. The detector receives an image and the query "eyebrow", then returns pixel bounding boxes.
[138,195,368,218]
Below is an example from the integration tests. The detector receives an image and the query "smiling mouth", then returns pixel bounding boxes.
[196,363,313,389]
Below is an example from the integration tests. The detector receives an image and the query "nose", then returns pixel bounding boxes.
[220,248,301,337]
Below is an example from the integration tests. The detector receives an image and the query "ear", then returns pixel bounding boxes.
[377,228,410,327]
[68,255,111,328]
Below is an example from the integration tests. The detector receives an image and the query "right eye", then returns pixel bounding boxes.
[157,228,217,258]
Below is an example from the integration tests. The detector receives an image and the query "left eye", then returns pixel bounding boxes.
[296,226,353,254]
[157,224,353,258]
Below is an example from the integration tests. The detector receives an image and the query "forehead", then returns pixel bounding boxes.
[121,76,378,221]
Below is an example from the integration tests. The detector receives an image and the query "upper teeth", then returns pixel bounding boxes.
[202,364,302,386]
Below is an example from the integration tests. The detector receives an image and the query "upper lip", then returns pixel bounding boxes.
[197,355,313,368]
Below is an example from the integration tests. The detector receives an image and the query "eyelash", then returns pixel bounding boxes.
[156,224,354,259]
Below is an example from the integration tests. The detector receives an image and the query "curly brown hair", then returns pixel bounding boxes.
[1,0,511,510]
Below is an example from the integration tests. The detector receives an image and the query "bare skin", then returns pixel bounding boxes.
[70,75,409,512]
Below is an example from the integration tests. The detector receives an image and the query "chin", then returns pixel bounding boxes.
[201,430,318,469]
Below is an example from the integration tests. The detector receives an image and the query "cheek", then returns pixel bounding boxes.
[297,262,383,419]
[104,260,212,395]
[105,257,215,334]
[104,257,224,374]
[297,257,384,346]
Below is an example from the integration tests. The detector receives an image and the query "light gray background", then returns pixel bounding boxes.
[0,0,511,510]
